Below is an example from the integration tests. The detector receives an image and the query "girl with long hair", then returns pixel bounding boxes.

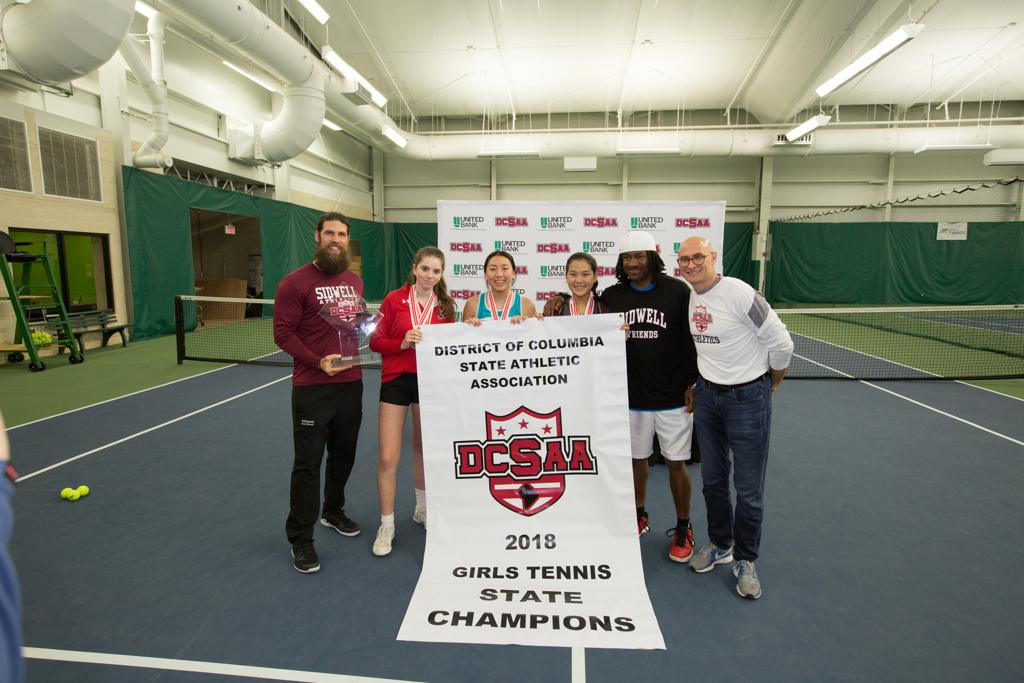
[368,246,456,556]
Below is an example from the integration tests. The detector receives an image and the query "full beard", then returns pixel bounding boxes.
[314,244,350,274]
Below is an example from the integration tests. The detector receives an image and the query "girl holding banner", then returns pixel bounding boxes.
[369,247,456,557]
[462,251,537,323]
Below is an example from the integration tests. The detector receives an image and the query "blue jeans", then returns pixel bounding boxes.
[694,374,772,562]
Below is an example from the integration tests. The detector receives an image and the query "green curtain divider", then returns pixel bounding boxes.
[723,222,756,288]
[765,221,1024,305]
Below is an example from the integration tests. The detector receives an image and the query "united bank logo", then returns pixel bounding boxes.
[539,265,567,278]
[450,242,483,253]
[496,216,529,227]
[452,216,485,229]
[675,217,711,228]
[453,406,597,516]
[630,216,663,230]
[494,240,528,253]
[452,264,483,277]
[540,216,573,230]
[583,241,616,254]
[584,217,618,228]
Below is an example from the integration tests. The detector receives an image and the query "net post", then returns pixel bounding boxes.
[174,296,185,365]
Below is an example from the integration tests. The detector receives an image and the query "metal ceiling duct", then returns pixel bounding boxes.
[0,0,135,86]
[159,0,1024,161]
[119,12,173,168]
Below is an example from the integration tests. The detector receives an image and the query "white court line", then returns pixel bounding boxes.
[792,332,1024,401]
[15,375,290,482]
[23,647,423,682]
[571,647,586,683]
[794,353,1024,448]
[7,364,234,431]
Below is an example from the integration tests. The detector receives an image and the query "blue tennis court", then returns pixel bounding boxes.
[9,354,1024,682]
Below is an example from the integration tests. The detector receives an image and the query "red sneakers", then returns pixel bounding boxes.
[668,525,694,563]
[637,512,650,536]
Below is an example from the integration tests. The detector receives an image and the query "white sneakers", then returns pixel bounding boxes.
[372,524,395,557]
[413,507,427,527]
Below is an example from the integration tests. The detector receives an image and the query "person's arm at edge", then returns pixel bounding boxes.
[272,278,324,368]
[463,296,481,326]
[368,294,404,355]
[747,290,793,393]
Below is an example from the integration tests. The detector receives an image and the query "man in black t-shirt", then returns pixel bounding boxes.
[600,232,699,563]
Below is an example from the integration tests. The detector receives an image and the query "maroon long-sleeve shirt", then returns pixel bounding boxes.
[273,263,363,386]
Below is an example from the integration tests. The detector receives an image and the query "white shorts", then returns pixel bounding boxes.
[629,408,692,461]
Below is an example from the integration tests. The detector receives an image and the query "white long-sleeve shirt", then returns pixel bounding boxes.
[687,276,794,385]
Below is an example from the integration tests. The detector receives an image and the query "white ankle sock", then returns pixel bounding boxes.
[414,488,426,510]
[381,513,395,526]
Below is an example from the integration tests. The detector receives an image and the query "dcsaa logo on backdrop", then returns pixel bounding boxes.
[537,243,571,253]
[453,407,597,516]
[596,266,616,277]
[539,265,567,279]
[540,216,573,230]
[630,217,663,230]
[449,289,476,300]
[583,241,616,254]
[584,217,618,228]
[450,242,483,253]
[452,216,485,230]
[496,216,529,227]
[535,291,561,300]
[494,240,528,254]
[675,217,710,228]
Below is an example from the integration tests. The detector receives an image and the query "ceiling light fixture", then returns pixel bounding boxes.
[815,24,924,98]
[476,150,541,158]
[135,1,157,19]
[913,143,992,154]
[322,45,387,108]
[614,147,681,157]
[382,125,407,149]
[295,0,330,25]
[322,119,342,131]
[222,61,278,93]
[784,114,831,142]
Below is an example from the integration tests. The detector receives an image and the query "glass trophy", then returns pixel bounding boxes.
[317,296,382,367]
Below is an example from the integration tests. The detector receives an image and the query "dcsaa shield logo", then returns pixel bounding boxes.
[453,406,597,516]
[693,304,712,332]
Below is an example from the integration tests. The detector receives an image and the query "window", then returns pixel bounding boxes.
[38,127,102,201]
[0,116,32,192]
[8,228,113,313]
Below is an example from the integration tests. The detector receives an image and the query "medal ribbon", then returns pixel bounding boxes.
[569,294,594,316]
[408,288,436,326]
[486,289,514,320]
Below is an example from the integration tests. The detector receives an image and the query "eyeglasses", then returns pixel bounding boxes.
[676,253,708,265]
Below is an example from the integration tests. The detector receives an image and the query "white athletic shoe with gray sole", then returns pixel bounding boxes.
[372,524,395,557]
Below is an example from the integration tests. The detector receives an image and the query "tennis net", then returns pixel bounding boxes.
[174,297,1023,380]
[777,305,1024,380]
[175,295,381,368]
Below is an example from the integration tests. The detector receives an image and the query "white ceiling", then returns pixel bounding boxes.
[305,0,1024,127]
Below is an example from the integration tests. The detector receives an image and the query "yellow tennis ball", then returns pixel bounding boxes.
[60,487,73,499]
[77,485,90,497]
[67,491,80,501]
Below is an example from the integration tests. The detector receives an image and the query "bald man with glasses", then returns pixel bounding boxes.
[677,237,793,600]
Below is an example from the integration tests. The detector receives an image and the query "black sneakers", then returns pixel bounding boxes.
[320,510,361,537]
[291,543,320,573]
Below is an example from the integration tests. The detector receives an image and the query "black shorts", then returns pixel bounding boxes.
[380,372,419,406]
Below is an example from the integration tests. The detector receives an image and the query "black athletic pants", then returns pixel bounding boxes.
[285,380,363,546]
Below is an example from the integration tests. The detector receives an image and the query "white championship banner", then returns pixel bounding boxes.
[398,314,665,650]
[438,199,726,307]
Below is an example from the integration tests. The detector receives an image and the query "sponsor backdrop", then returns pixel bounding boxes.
[399,315,665,649]
[439,200,727,306]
